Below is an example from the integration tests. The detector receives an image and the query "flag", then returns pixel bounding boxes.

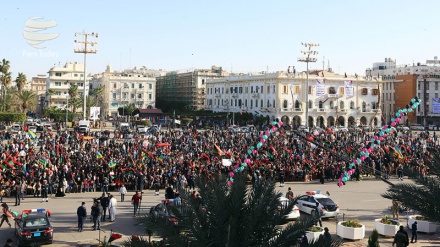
[38,158,48,167]
[28,130,37,139]
[96,152,103,159]
[214,144,225,156]
[390,146,403,159]
[108,161,117,168]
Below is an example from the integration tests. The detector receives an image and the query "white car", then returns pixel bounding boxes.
[137,125,148,133]
[279,197,300,220]
[396,125,410,131]
[28,126,37,133]
[410,124,424,130]
[295,191,339,218]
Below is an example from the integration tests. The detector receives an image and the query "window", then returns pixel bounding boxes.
[245,87,248,93]
[260,99,263,107]
[222,88,224,94]
[283,100,288,108]
[330,101,334,109]
[436,93,438,98]
[239,99,242,107]
[74,74,78,77]
[339,87,345,95]
[131,93,135,99]
[308,100,313,109]
[350,101,355,109]
[256,86,259,93]
[426,83,430,90]
[340,101,345,109]
[149,94,152,100]
[230,87,233,93]
[251,86,254,93]
[55,82,61,86]
[139,84,143,89]
[202,79,205,85]
[328,87,336,94]
[239,87,243,93]
[273,100,275,108]
[295,85,300,94]
[256,100,258,107]
[123,93,127,99]
[361,88,368,95]
[149,84,152,89]
[245,99,248,107]
[250,100,253,108]
[261,86,263,93]
[113,83,117,89]
[418,83,421,90]
[319,101,323,109]
[132,83,135,89]
[273,85,275,93]
[267,100,270,107]
[111,103,118,107]
[112,93,116,99]
[308,86,312,95]
[436,82,439,90]
[295,100,300,109]
[55,72,62,77]
[138,94,142,99]
[362,102,367,112]
[372,89,379,95]
[283,85,288,94]
[267,85,270,93]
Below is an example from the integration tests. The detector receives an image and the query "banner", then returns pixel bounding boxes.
[433,98,440,113]
[344,80,354,97]
[316,79,325,96]
[222,159,232,167]
[90,107,100,120]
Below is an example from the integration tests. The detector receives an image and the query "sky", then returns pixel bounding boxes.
[1,0,440,80]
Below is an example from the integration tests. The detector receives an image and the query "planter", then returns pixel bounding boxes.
[409,215,439,233]
[337,221,365,240]
[306,229,324,243]
[374,219,401,237]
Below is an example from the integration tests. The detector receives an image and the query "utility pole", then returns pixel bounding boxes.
[74,32,98,120]
[298,42,319,129]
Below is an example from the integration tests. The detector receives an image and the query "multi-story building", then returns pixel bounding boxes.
[369,57,440,125]
[91,65,166,117]
[206,70,383,128]
[27,74,47,114]
[46,62,89,109]
[155,66,227,111]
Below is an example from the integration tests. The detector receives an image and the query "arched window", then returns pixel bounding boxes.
[319,101,323,109]
[362,102,367,112]
[283,100,288,108]
[308,100,313,109]
[340,101,345,110]
[273,100,275,108]
[267,100,270,107]
[294,100,300,108]
[245,99,247,107]
[350,101,355,109]
[260,99,263,108]
[250,100,253,108]
[328,87,336,94]
[330,101,334,109]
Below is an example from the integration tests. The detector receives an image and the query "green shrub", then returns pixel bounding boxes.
[367,229,380,247]
[0,112,26,122]
[381,215,399,225]
[307,226,323,232]
[341,219,362,228]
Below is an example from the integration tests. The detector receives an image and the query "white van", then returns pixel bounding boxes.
[78,120,90,133]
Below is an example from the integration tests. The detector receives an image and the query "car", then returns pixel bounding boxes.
[26,117,34,122]
[294,191,339,218]
[15,208,53,246]
[428,125,438,131]
[137,125,148,133]
[348,125,362,132]
[396,125,410,131]
[373,126,383,132]
[279,196,300,220]
[42,123,52,131]
[28,125,37,133]
[410,124,424,131]
[228,125,240,132]
[150,200,179,225]
[298,125,309,132]
[11,123,21,132]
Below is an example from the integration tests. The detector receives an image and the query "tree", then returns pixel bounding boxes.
[68,82,79,98]
[92,87,103,106]
[3,87,17,111]
[46,89,55,107]
[15,90,36,112]
[382,147,440,223]
[69,97,82,117]
[139,172,321,247]
[367,229,380,247]
[84,95,97,118]
[15,72,27,93]
[0,59,12,110]
[118,104,137,116]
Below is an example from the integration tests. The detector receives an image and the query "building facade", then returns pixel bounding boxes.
[46,62,90,109]
[155,66,227,111]
[369,57,440,126]
[206,70,383,128]
[91,65,165,117]
[28,74,47,114]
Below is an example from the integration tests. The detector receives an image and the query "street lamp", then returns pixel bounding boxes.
[65,95,69,128]
[298,42,319,129]
[74,32,98,120]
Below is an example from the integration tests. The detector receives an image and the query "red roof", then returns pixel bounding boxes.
[138,109,163,114]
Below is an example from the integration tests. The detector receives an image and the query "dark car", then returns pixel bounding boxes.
[149,200,179,225]
[15,208,53,246]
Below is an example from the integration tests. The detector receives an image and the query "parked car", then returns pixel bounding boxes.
[428,125,438,130]
[15,208,53,246]
[294,191,339,218]
[298,125,309,132]
[279,196,300,220]
[137,125,148,133]
[228,125,240,133]
[410,124,425,130]
[396,125,410,131]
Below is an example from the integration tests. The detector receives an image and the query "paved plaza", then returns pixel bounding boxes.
[0,178,438,246]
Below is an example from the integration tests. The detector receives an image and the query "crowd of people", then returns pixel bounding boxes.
[0,119,437,206]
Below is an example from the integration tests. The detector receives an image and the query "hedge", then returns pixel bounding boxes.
[0,112,26,122]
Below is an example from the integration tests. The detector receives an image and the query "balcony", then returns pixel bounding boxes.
[327,94,340,98]
[252,93,260,99]
[339,109,348,113]
[316,108,328,113]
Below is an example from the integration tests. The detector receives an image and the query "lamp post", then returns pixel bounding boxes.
[74,32,98,120]
[66,95,69,129]
[298,42,319,129]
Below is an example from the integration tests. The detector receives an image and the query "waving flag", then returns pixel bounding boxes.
[96,152,103,159]
[28,130,37,139]
[108,161,117,168]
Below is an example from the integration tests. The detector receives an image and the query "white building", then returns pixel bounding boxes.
[46,62,90,109]
[206,70,382,128]
[91,65,166,117]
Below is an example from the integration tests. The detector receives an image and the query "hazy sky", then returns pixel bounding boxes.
[1,0,439,80]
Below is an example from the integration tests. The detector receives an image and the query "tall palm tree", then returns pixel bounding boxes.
[139,172,326,247]
[85,95,97,118]
[15,72,27,93]
[0,59,12,110]
[3,87,17,111]
[68,82,78,98]
[46,88,55,107]
[15,90,36,112]
[69,97,82,116]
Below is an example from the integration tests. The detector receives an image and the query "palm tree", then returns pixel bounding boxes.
[85,95,97,118]
[0,59,12,110]
[15,72,27,93]
[382,147,440,223]
[68,82,79,98]
[15,90,36,112]
[3,87,17,111]
[46,89,55,108]
[69,97,82,116]
[139,172,323,247]
[92,87,103,106]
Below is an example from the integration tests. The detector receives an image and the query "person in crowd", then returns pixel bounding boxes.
[91,200,103,230]
[165,184,174,200]
[131,191,142,216]
[392,199,399,220]
[119,184,127,202]
[411,221,418,243]
[311,202,323,227]
[108,194,117,222]
[393,225,409,247]
[285,187,294,200]
[41,180,49,202]
[76,202,87,232]
[14,181,22,206]
[0,203,13,227]
[100,193,109,222]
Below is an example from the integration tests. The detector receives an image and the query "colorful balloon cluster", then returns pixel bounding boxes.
[227,120,284,186]
[338,96,422,187]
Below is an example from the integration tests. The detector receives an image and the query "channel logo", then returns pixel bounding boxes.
[23,17,59,49]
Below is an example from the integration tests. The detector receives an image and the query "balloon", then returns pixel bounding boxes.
[391,118,395,122]
[391,122,396,126]
[408,108,413,112]
[379,136,384,141]
[260,139,265,143]
[271,126,277,132]
[354,160,358,165]
[379,132,384,136]
[383,134,387,138]
[278,121,283,127]
[252,150,257,154]
[272,121,277,125]
[411,98,415,103]
[263,135,268,139]
[229,172,234,177]
[395,118,401,122]
[265,131,270,136]
[377,140,381,144]
[342,177,348,182]
[244,159,250,164]
[227,181,233,186]
[396,112,401,117]
[357,158,361,164]
[259,134,263,139]
[360,156,366,161]
[248,150,252,154]
[269,129,273,133]
[257,142,262,148]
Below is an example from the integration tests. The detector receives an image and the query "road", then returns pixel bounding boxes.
[0,178,438,246]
